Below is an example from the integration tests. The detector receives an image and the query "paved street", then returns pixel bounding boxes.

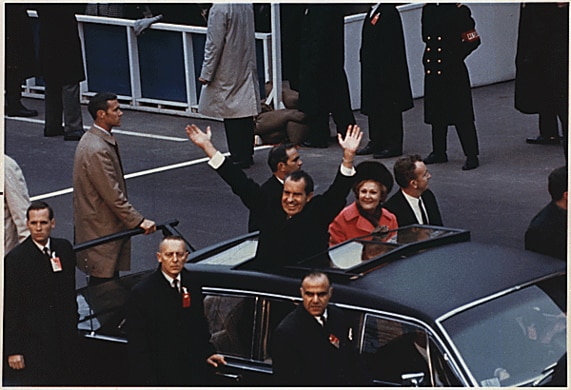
[4,80,566,287]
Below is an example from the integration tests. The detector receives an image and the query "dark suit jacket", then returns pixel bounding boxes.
[126,268,216,386]
[384,189,443,227]
[3,236,79,386]
[35,4,86,85]
[271,305,365,386]
[515,3,569,114]
[247,175,283,232]
[216,159,353,268]
[524,201,567,261]
[297,4,353,129]
[360,4,413,115]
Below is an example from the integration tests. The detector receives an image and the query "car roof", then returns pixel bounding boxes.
[332,241,566,322]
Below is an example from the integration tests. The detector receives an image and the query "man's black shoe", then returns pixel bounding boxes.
[6,107,38,117]
[423,152,448,164]
[44,126,65,137]
[526,135,560,145]
[373,149,402,159]
[302,140,328,149]
[64,130,85,141]
[356,144,377,156]
[462,157,479,171]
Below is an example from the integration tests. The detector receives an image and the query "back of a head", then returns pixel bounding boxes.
[393,155,423,189]
[548,166,568,202]
[88,92,117,120]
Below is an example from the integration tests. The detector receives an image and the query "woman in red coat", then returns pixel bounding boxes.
[329,161,398,246]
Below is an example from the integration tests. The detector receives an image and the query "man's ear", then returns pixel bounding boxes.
[307,192,314,202]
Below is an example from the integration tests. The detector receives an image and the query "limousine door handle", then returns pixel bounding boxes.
[215,371,241,382]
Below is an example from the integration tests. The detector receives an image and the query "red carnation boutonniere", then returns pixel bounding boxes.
[371,12,380,26]
[329,333,340,349]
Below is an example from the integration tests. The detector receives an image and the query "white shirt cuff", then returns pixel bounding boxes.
[208,151,225,169]
[340,164,356,177]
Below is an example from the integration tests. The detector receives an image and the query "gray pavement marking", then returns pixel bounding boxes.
[4,116,189,142]
[30,145,273,201]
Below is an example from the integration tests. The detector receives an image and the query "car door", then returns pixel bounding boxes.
[358,313,464,386]
[201,289,297,386]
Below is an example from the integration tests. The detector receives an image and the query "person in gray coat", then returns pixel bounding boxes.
[198,3,261,169]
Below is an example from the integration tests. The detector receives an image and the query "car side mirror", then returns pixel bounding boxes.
[401,372,425,387]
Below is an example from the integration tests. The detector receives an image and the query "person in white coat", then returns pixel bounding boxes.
[198,3,261,169]
[4,155,31,254]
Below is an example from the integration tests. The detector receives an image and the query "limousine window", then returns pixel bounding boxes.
[261,298,298,363]
[313,226,468,271]
[361,314,461,386]
[204,294,256,359]
[443,284,566,387]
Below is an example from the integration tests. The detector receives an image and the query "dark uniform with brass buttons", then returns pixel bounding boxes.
[421,3,481,170]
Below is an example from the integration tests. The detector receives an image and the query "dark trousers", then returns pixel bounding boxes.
[367,110,404,153]
[431,121,479,158]
[44,82,83,135]
[5,72,26,109]
[223,117,254,163]
[538,111,559,139]
[306,109,355,145]
[554,101,569,162]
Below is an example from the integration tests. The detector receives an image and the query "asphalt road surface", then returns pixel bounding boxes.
[4,80,566,287]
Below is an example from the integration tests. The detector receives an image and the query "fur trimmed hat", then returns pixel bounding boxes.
[354,161,394,193]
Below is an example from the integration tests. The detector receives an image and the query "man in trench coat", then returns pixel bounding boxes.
[73,92,156,286]
[198,3,261,169]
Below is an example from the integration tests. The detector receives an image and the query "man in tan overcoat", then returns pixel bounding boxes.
[198,3,261,169]
[73,92,156,286]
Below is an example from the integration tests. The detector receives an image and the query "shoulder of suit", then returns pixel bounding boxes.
[5,236,32,260]
[385,190,404,205]
[51,237,74,250]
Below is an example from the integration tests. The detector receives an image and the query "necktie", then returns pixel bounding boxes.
[419,199,429,224]
[172,279,179,292]
[43,247,50,257]
[320,315,327,327]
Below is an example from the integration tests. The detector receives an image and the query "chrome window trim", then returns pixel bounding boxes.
[82,333,128,344]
